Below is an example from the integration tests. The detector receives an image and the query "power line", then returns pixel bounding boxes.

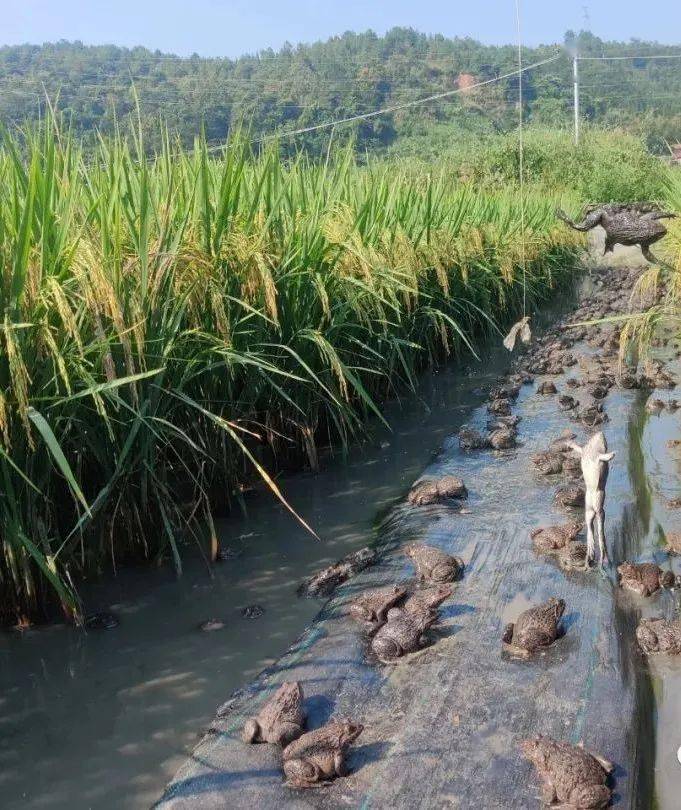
[91,51,558,168]
[577,53,681,61]
[579,82,681,90]
[237,52,562,151]
[580,91,681,101]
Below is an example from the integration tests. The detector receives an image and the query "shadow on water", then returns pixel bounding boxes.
[626,401,654,543]
[628,372,681,810]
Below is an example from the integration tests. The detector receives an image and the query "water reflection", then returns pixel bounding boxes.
[631,381,681,809]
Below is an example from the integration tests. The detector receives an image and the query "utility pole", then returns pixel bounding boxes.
[573,55,580,145]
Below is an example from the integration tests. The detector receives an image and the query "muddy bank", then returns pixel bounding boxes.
[159,255,668,808]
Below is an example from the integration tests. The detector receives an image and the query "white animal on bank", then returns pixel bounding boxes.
[567,432,615,566]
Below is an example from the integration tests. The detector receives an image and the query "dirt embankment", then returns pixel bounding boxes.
[159,251,669,809]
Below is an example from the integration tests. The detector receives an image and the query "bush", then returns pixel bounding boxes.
[456,127,668,203]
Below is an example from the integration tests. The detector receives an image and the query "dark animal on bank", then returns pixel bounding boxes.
[282,719,363,787]
[242,682,305,746]
[298,547,377,597]
[407,475,467,506]
[556,203,676,265]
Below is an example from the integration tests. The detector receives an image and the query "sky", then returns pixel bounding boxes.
[3,1,680,57]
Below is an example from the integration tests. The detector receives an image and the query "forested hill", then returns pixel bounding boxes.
[2,28,681,155]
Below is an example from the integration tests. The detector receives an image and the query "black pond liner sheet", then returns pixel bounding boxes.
[158,305,654,809]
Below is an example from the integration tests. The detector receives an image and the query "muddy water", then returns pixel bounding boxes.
[0,342,520,810]
[625,382,681,809]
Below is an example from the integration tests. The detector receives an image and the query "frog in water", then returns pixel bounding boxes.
[502,597,566,658]
[402,584,452,615]
[531,522,582,553]
[636,617,681,655]
[521,735,613,808]
[617,562,676,597]
[407,475,467,506]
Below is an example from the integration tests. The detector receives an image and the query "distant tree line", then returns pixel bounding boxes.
[1,28,681,156]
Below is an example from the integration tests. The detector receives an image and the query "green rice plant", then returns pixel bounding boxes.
[0,120,583,623]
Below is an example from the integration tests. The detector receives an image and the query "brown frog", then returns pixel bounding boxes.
[298,547,377,598]
[549,430,578,453]
[407,475,467,506]
[562,453,583,479]
[490,382,521,401]
[575,402,608,428]
[617,562,676,597]
[242,682,305,746]
[559,542,590,571]
[531,522,582,553]
[502,597,566,658]
[554,484,586,509]
[487,414,521,431]
[532,452,564,475]
[488,426,517,449]
[663,531,681,553]
[282,719,363,788]
[458,426,490,451]
[404,544,464,583]
[402,584,452,615]
[636,617,681,655]
[589,384,610,401]
[348,584,407,632]
[371,605,438,662]
[559,394,578,411]
[646,397,666,413]
[488,398,512,416]
[509,370,534,386]
[521,735,613,808]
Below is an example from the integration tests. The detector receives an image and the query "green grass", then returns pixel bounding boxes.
[393,127,669,203]
[0,121,585,623]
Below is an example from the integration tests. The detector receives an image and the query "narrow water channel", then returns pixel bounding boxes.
[0,340,515,810]
[628,382,681,809]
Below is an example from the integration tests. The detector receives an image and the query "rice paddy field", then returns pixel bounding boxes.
[3,121,665,625]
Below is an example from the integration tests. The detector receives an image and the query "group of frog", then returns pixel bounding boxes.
[239,260,681,804]
[239,537,464,788]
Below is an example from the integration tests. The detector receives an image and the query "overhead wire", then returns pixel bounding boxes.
[7,43,681,170]
[72,50,558,168]
[576,53,681,61]
[237,52,562,152]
